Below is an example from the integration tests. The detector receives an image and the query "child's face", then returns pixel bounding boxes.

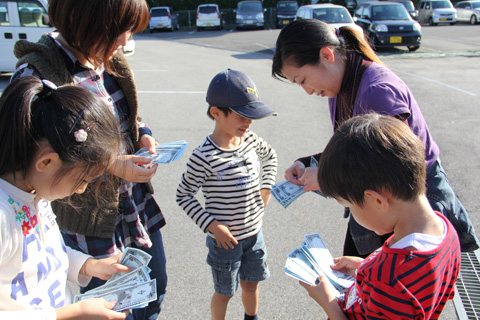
[216,109,254,139]
[35,163,95,202]
[336,195,394,236]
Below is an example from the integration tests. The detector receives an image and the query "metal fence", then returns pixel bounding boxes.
[176,8,278,29]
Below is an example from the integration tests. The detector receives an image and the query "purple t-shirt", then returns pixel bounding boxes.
[329,62,439,167]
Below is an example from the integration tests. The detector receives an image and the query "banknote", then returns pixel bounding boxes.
[75,247,155,310]
[271,157,325,208]
[74,280,157,312]
[284,233,354,299]
[135,140,187,165]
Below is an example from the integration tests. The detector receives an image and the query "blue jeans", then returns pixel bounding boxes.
[345,159,479,255]
[206,229,270,296]
[66,229,167,320]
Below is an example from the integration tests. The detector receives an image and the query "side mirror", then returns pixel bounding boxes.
[465,6,472,9]
[264,8,267,12]
[233,9,237,12]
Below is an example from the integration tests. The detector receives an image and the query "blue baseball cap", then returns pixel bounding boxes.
[206,69,276,120]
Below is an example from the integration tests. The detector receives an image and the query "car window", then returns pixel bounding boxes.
[401,1,415,11]
[238,1,263,12]
[472,2,480,8]
[18,0,49,27]
[432,1,453,9]
[372,4,410,20]
[354,5,364,17]
[296,7,305,18]
[455,2,465,7]
[0,1,9,26]
[199,6,217,14]
[313,7,353,23]
[151,8,168,17]
[278,2,298,11]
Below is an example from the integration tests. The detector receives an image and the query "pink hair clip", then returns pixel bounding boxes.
[73,121,96,143]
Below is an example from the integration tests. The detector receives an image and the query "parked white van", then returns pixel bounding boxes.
[1,0,54,73]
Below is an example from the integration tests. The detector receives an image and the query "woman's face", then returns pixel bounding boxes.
[280,49,344,99]
[102,31,132,60]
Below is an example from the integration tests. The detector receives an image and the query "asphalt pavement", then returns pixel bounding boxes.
[1,24,478,319]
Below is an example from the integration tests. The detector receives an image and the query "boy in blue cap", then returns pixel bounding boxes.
[176,69,278,320]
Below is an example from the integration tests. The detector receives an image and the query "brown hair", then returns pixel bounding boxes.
[318,113,426,206]
[272,19,383,81]
[48,0,149,71]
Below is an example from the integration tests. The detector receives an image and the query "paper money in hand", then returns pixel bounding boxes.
[284,233,354,299]
[135,140,187,165]
[74,247,156,311]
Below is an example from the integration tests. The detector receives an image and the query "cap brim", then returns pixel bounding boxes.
[230,101,277,120]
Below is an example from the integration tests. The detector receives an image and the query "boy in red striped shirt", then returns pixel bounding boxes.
[302,114,461,320]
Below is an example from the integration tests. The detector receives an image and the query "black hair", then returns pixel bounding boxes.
[272,19,383,81]
[318,113,426,206]
[0,76,120,191]
[207,105,232,120]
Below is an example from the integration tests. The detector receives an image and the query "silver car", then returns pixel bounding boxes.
[418,0,457,25]
[455,0,480,24]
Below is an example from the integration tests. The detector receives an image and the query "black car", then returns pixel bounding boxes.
[276,0,298,28]
[354,1,422,51]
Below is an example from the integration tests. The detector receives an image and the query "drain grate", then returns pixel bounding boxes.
[454,250,480,320]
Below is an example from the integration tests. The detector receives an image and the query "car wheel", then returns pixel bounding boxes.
[197,27,202,31]
[470,15,478,25]
[149,28,154,33]
[408,45,420,52]
[450,22,455,25]
[428,17,437,26]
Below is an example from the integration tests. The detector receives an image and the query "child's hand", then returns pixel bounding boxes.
[207,220,238,249]
[82,253,131,280]
[284,161,305,186]
[139,134,158,154]
[299,274,338,308]
[109,155,158,182]
[299,276,348,319]
[260,189,271,207]
[299,167,320,192]
[331,256,364,277]
[56,298,128,319]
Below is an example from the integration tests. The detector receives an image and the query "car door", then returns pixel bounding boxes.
[1,0,54,72]
[354,5,371,31]
[455,2,467,21]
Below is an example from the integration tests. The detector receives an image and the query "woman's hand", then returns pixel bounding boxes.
[139,134,158,154]
[83,253,131,281]
[331,256,364,277]
[108,155,158,183]
[298,167,320,192]
[284,161,306,186]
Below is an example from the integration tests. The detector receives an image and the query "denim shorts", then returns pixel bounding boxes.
[206,229,270,296]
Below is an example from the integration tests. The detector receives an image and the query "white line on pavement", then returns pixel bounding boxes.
[137,91,205,94]
[392,69,478,96]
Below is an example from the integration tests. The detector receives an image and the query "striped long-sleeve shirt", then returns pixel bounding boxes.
[176,131,277,241]
[339,213,460,320]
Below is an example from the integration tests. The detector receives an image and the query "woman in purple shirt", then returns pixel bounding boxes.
[272,19,478,256]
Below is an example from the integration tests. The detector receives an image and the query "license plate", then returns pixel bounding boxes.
[440,18,447,21]
[390,36,402,44]
[283,20,289,24]
[245,20,253,24]
[157,24,163,27]
[206,23,211,26]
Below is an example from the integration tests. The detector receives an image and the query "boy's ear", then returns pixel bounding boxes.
[209,106,221,119]
[35,150,60,173]
[364,189,389,212]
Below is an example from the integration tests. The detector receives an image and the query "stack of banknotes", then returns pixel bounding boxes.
[74,248,157,312]
[271,156,325,208]
[135,140,188,165]
[284,233,355,299]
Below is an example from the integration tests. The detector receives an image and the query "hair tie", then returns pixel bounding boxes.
[335,28,345,45]
[33,79,57,101]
